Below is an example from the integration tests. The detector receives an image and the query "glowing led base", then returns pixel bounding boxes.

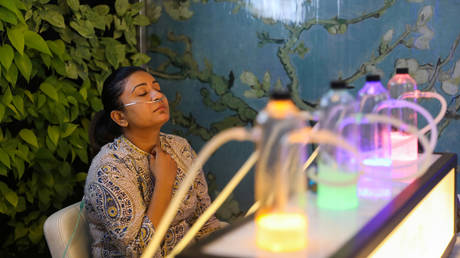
[390,132,418,161]
[256,212,307,252]
[317,162,358,210]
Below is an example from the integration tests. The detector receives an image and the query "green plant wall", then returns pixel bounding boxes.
[0,0,152,256]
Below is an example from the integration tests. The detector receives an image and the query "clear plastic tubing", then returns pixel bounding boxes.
[168,151,259,257]
[141,127,251,258]
[374,99,437,172]
[398,90,447,135]
[337,113,434,180]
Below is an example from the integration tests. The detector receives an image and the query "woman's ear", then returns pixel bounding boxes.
[110,110,128,127]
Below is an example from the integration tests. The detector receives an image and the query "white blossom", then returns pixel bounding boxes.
[414,25,434,50]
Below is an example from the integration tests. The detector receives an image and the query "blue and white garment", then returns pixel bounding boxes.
[83,133,222,257]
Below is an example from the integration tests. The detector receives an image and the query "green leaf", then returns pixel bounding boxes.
[24,90,34,103]
[41,9,65,29]
[133,14,150,26]
[0,166,6,176]
[14,223,28,240]
[88,12,106,30]
[51,58,66,76]
[41,171,54,188]
[14,52,32,81]
[16,143,29,163]
[47,40,66,60]
[79,87,87,100]
[5,63,18,85]
[0,104,5,122]
[39,82,58,101]
[70,20,95,38]
[40,53,51,68]
[16,196,25,212]
[131,53,150,66]
[62,123,78,138]
[14,157,24,179]
[0,148,10,168]
[65,61,78,79]
[7,24,26,55]
[0,181,8,194]
[93,5,110,16]
[5,190,18,207]
[19,129,38,148]
[24,30,52,55]
[47,125,60,145]
[66,0,80,12]
[0,7,17,25]
[105,41,125,69]
[28,222,43,244]
[115,0,129,16]
[0,0,20,15]
[75,172,87,182]
[12,95,24,116]
[2,87,13,105]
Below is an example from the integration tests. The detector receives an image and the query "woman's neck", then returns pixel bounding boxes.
[123,128,160,154]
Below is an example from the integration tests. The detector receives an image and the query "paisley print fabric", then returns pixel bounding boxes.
[83,133,222,257]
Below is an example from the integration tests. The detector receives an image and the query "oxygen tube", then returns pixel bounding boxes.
[62,200,85,258]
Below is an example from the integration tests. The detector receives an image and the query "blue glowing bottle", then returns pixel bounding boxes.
[358,75,391,166]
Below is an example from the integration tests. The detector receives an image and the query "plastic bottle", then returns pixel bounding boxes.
[317,80,359,210]
[318,80,355,129]
[254,90,307,252]
[358,75,391,166]
[387,67,418,161]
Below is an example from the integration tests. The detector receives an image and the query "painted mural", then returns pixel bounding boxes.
[145,0,460,220]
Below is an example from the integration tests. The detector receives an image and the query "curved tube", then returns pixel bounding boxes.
[375,99,437,152]
[322,103,357,130]
[398,90,447,135]
[245,201,260,217]
[302,122,321,172]
[340,114,434,180]
[303,147,319,172]
[141,127,251,258]
[286,127,363,186]
[167,151,259,257]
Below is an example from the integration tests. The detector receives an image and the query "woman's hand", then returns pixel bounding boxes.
[149,145,177,185]
[147,145,177,228]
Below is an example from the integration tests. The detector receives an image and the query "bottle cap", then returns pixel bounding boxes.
[330,80,347,89]
[396,67,409,74]
[366,74,381,82]
[269,89,291,100]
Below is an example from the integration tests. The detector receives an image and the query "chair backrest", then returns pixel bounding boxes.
[43,202,91,258]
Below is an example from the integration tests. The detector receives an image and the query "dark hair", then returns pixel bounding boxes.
[89,66,147,156]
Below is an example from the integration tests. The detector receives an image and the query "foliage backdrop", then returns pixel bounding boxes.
[0,0,151,256]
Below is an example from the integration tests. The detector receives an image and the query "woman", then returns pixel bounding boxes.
[84,66,222,257]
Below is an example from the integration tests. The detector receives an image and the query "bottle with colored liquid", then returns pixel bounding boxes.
[254,90,307,252]
[358,75,391,166]
[317,81,359,210]
[387,68,418,161]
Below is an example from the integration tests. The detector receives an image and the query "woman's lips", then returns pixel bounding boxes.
[154,105,167,112]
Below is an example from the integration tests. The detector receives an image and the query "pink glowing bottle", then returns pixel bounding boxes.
[387,68,418,161]
[358,75,391,166]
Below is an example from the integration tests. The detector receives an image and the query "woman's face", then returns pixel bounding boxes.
[118,71,170,130]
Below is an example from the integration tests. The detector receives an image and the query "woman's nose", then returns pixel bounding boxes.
[149,90,165,102]
[149,90,162,100]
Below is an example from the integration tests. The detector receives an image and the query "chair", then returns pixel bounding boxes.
[43,202,91,258]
